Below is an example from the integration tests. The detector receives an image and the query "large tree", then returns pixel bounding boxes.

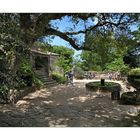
[123,26,140,67]
[80,29,136,71]
[18,13,139,50]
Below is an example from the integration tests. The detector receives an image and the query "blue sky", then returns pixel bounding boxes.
[44,15,138,57]
[44,16,95,57]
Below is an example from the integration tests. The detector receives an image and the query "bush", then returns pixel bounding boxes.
[129,68,140,76]
[33,76,44,89]
[17,59,33,87]
[120,65,130,76]
[0,84,9,103]
[128,68,140,90]
[120,92,137,105]
[52,73,67,84]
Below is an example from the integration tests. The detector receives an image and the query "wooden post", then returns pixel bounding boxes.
[101,79,105,86]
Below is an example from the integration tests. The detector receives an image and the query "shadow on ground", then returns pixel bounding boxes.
[0,83,139,127]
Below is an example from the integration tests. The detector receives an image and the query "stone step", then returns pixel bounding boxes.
[38,75,49,79]
[43,79,57,84]
[44,81,59,87]
[34,70,58,87]
[36,73,48,76]
[39,76,50,79]
[34,71,48,75]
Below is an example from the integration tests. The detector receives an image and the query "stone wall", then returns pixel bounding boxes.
[50,55,64,75]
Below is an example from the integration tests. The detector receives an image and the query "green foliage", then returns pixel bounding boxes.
[0,14,27,101]
[80,30,134,72]
[19,59,32,75]
[119,65,131,76]
[80,51,102,71]
[33,76,44,89]
[52,72,67,84]
[105,58,130,75]
[0,84,9,102]
[18,58,44,88]
[129,68,140,76]
[17,59,33,87]
[128,68,140,90]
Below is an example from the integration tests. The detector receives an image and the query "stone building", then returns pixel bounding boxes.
[30,48,63,84]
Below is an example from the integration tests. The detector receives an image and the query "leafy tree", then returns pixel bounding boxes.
[123,27,140,67]
[80,30,134,72]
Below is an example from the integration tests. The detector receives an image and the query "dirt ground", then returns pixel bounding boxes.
[0,80,140,127]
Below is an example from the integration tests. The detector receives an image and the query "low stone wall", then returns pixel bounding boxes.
[86,82,121,93]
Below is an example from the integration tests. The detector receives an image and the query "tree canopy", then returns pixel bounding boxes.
[3,13,139,49]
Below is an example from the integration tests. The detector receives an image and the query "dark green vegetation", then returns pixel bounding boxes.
[78,29,139,73]
[52,72,67,84]
[120,68,140,105]
[128,68,140,89]
[120,91,140,105]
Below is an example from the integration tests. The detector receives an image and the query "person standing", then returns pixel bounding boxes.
[108,72,112,80]
[68,71,74,85]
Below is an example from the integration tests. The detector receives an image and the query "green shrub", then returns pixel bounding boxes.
[0,84,9,102]
[52,73,67,84]
[18,59,33,87]
[129,68,140,76]
[120,65,130,76]
[33,76,44,89]
[128,68,140,89]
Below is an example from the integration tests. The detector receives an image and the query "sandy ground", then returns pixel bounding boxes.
[0,79,139,127]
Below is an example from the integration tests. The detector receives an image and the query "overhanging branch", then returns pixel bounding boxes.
[45,28,95,51]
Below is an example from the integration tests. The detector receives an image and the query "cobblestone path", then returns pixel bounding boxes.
[0,81,139,127]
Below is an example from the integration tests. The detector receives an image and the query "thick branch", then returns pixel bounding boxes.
[61,14,127,35]
[45,28,81,50]
[45,27,95,51]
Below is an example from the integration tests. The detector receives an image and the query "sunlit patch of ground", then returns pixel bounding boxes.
[0,80,139,127]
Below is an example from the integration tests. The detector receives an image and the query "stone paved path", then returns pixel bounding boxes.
[0,80,139,127]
